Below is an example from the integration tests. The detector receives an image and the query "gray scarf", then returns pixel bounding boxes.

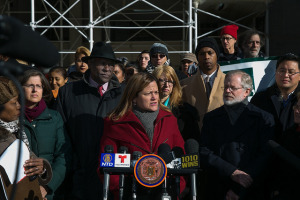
[132,107,159,148]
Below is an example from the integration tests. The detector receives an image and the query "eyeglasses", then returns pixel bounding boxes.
[222,86,243,92]
[276,69,300,77]
[23,84,43,90]
[151,54,166,59]
[293,105,300,112]
[158,79,174,86]
[221,37,234,41]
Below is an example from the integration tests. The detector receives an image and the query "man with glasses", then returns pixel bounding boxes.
[181,37,225,141]
[251,53,300,199]
[200,70,274,200]
[56,42,124,200]
[251,53,300,142]
[240,30,265,58]
[219,24,243,61]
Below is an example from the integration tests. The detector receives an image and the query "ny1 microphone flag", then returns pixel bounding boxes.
[100,153,131,168]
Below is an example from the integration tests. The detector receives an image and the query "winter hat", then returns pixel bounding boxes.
[150,43,169,59]
[220,25,239,40]
[181,53,198,64]
[195,37,220,59]
[0,76,18,105]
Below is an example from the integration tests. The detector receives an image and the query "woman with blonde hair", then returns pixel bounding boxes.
[98,72,186,199]
[152,65,182,109]
[67,46,91,76]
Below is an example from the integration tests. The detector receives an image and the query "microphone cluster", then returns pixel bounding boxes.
[100,139,200,200]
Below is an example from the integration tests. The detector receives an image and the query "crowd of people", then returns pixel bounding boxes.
[0,24,299,200]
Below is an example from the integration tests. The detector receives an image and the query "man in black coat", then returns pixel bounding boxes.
[200,70,274,200]
[56,42,124,200]
[250,54,300,198]
[251,53,300,143]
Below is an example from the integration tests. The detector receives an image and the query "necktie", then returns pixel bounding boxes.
[205,77,211,99]
[98,85,103,96]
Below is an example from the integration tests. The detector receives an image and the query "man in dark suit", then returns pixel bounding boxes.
[56,42,124,200]
[199,70,274,200]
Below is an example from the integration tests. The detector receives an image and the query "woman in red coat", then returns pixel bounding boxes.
[98,72,186,199]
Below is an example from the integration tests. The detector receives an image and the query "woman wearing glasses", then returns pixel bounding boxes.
[19,69,71,200]
[219,25,243,62]
[152,65,182,110]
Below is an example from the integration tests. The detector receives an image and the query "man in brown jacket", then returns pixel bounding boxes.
[181,37,225,140]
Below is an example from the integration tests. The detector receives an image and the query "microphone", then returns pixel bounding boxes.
[131,151,142,200]
[184,139,199,200]
[103,145,114,200]
[172,147,184,200]
[118,146,128,200]
[157,143,171,199]
[158,143,174,166]
[0,15,59,68]
[171,146,184,169]
[268,140,300,171]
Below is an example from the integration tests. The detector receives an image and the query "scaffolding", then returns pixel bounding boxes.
[1,0,270,66]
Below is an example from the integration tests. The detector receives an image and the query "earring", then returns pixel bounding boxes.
[133,101,137,106]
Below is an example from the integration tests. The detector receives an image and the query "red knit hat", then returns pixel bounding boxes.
[220,25,239,40]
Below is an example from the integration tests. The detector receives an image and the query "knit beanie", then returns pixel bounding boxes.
[150,43,169,59]
[181,53,198,64]
[220,25,239,40]
[195,37,220,59]
[0,76,18,105]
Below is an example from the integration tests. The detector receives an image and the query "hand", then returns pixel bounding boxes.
[230,169,253,188]
[24,157,44,177]
[40,185,47,198]
[226,189,239,200]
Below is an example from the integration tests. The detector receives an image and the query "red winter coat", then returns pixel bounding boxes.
[98,108,186,199]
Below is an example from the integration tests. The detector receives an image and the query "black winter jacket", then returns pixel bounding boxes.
[56,70,125,200]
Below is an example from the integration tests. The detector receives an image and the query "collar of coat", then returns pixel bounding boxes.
[110,108,172,126]
[24,107,52,122]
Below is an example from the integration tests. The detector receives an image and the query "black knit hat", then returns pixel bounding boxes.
[82,42,117,63]
[195,37,220,59]
[150,43,169,59]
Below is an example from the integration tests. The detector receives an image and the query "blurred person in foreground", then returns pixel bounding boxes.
[98,72,186,199]
[19,69,71,200]
[200,70,274,200]
[0,76,52,199]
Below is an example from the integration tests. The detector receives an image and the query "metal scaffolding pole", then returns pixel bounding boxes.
[89,0,93,50]
[30,0,35,31]
[188,0,192,52]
